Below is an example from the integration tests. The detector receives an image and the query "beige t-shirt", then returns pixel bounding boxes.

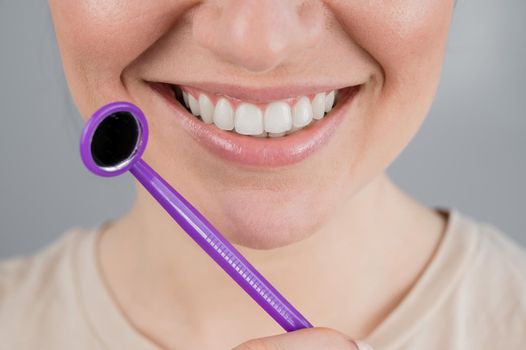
[0,210,525,350]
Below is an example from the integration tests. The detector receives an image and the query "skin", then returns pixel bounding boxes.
[48,0,454,349]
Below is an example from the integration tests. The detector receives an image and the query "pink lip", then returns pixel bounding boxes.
[149,82,360,168]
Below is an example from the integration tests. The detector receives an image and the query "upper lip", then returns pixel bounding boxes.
[149,80,359,103]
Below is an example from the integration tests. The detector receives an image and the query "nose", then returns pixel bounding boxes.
[192,0,324,73]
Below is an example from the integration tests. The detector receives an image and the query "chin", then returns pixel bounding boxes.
[206,188,331,250]
[221,209,322,250]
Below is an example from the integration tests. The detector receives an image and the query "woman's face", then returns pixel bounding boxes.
[49,0,453,249]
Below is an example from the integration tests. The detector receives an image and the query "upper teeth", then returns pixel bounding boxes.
[178,88,338,137]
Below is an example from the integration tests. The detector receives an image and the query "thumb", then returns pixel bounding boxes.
[232,327,373,350]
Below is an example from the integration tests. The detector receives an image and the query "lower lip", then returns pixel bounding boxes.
[150,83,360,168]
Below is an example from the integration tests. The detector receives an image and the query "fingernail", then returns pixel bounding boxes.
[351,339,375,350]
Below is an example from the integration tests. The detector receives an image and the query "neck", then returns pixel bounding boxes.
[98,173,446,348]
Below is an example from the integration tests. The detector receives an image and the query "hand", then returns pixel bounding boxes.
[232,327,374,350]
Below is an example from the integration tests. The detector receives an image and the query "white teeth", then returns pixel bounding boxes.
[188,94,201,116]
[325,90,335,113]
[288,125,302,134]
[198,94,214,124]
[182,90,189,108]
[235,103,264,135]
[177,87,340,138]
[312,93,326,120]
[292,97,313,128]
[213,98,234,130]
[264,101,292,133]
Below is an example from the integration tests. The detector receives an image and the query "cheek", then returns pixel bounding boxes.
[331,0,454,181]
[47,0,185,116]
[331,0,454,110]
[331,0,454,79]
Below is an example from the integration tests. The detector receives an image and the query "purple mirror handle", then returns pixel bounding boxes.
[129,158,312,331]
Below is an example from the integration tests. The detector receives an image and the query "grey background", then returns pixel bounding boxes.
[0,0,525,259]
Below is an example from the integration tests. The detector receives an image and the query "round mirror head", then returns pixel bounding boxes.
[80,101,148,177]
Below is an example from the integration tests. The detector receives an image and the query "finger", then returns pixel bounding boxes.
[231,327,360,350]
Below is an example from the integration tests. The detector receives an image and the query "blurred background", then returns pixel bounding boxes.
[0,0,525,259]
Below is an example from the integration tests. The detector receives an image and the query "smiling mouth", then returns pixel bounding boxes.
[157,82,355,138]
[149,81,361,167]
